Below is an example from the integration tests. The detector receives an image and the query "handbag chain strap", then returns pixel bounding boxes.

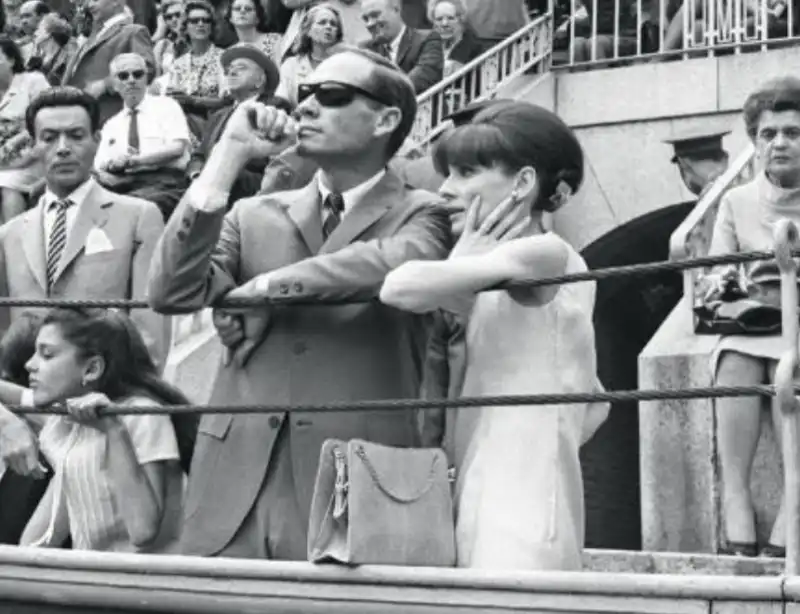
[333,446,348,520]
[354,444,440,504]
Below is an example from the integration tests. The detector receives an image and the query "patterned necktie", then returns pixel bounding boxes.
[127,107,140,152]
[46,199,72,289]
[376,42,392,60]
[322,192,345,239]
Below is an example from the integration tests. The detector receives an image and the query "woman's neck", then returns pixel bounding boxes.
[309,43,329,63]
[190,38,211,54]
[767,170,800,190]
[236,26,258,42]
[443,33,461,49]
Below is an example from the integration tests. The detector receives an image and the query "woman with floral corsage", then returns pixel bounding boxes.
[381,100,609,571]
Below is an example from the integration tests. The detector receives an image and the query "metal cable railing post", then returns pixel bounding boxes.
[774,219,800,575]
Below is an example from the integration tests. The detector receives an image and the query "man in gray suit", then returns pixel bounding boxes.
[148,47,451,560]
[0,87,168,368]
[62,0,154,126]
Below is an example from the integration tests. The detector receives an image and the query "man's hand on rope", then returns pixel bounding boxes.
[213,283,273,368]
[0,406,45,478]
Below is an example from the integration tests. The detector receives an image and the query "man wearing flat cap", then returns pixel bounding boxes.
[187,43,289,208]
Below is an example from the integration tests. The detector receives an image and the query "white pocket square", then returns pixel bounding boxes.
[85,227,114,255]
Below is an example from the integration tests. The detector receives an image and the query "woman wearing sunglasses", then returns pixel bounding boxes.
[152,0,186,77]
[4,308,197,553]
[380,100,608,571]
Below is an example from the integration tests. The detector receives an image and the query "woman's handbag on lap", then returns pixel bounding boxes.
[307,438,456,567]
[694,261,785,335]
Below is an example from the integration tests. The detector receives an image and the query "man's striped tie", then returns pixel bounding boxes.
[322,192,344,239]
[46,199,72,290]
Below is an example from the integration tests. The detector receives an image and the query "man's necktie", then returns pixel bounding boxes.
[127,107,140,152]
[322,192,345,239]
[376,42,392,60]
[46,199,72,289]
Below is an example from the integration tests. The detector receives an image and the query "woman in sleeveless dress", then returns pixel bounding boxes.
[381,100,609,571]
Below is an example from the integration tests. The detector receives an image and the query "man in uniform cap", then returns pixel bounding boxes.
[187,43,286,207]
[664,129,731,197]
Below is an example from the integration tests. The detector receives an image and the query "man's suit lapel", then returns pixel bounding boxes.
[65,22,124,81]
[321,172,397,254]
[21,206,47,292]
[53,183,112,283]
[284,181,324,255]
[210,106,236,148]
[395,28,414,67]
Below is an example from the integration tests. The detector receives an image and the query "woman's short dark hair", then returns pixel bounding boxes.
[0,37,26,74]
[0,312,43,387]
[433,100,584,212]
[25,86,100,136]
[41,308,197,473]
[225,0,270,32]
[743,76,800,141]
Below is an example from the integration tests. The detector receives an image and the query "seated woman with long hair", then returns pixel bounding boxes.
[380,100,609,571]
[6,308,197,553]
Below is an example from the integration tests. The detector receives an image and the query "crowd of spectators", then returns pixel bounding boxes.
[0,0,611,570]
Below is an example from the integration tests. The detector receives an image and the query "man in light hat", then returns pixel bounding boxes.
[187,43,287,207]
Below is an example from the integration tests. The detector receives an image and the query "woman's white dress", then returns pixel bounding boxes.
[450,237,607,570]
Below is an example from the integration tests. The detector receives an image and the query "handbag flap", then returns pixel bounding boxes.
[348,439,447,503]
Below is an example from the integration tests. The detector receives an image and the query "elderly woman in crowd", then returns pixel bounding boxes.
[381,100,608,571]
[274,2,342,106]
[152,0,186,76]
[279,0,369,60]
[163,0,226,105]
[26,12,75,85]
[5,308,196,553]
[430,0,485,78]
[0,36,48,222]
[705,77,800,559]
[227,0,282,61]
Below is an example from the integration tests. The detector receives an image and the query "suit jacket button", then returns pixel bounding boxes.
[182,217,191,229]
[177,230,187,241]
[279,283,290,295]
[293,341,307,355]
[268,416,280,429]
[293,282,303,293]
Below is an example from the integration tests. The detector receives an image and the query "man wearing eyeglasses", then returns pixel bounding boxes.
[94,52,191,221]
[62,0,155,127]
[148,46,451,560]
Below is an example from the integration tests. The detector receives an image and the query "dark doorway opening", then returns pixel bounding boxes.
[578,201,694,550]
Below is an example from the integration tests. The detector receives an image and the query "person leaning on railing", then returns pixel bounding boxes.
[381,100,609,571]
[703,76,800,559]
[0,307,196,553]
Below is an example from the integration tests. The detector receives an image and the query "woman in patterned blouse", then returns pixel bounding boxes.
[163,0,228,140]
[227,0,282,63]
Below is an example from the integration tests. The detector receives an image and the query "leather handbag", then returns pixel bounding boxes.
[694,261,785,335]
[307,438,456,567]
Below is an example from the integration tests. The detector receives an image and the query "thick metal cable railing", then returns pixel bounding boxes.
[4,221,800,576]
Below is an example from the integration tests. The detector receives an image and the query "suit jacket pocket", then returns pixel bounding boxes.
[198,413,233,440]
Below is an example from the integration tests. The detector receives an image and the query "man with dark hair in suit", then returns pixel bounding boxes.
[62,0,154,126]
[360,0,443,93]
[0,86,168,368]
[148,46,450,560]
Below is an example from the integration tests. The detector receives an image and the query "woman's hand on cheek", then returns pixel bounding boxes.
[65,392,118,431]
[449,194,531,260]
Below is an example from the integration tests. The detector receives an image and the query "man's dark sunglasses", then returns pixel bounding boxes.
[187,16,212,24]
[116,69,146,81]
[297,81,390,108]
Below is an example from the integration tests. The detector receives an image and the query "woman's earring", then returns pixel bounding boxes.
[81,375,88,388]
[510,189,520,205]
